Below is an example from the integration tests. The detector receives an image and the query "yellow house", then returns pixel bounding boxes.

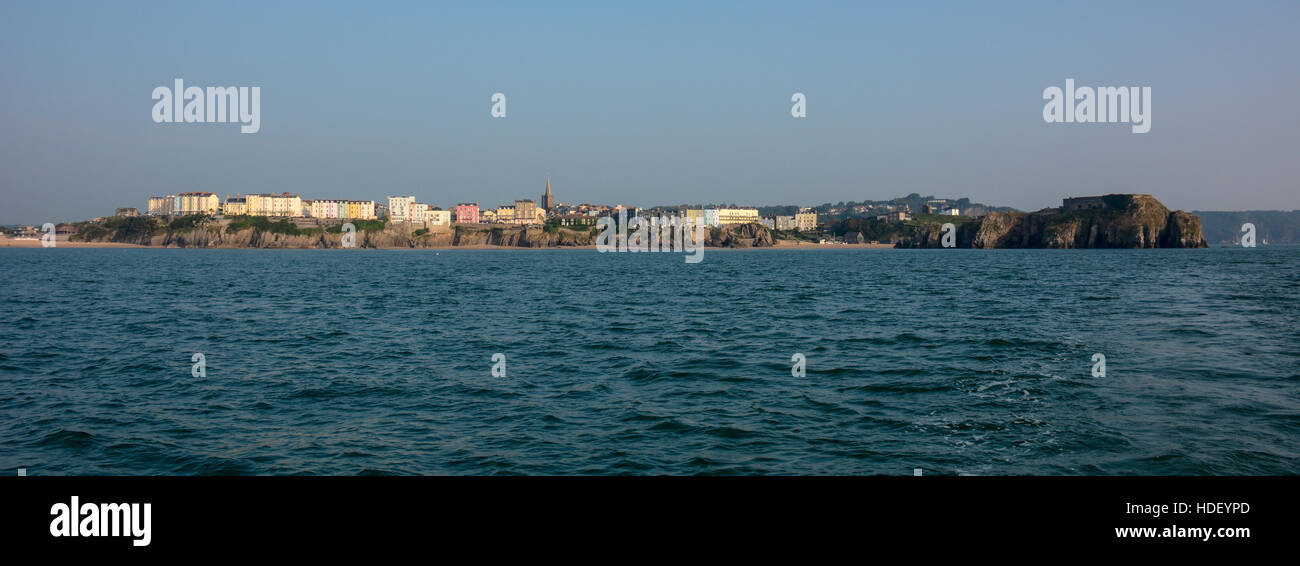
[496,206,516,223]
[223,196,247,216]
[246,193,304,217]
[717,208,760,225]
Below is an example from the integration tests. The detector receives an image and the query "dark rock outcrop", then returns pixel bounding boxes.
[895,221,981,249]
[706,223,776,248]
[900,194,1207,249]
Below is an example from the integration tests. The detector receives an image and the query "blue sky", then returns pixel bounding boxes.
[1,0,1297,223]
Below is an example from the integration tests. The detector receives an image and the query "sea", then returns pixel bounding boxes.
[1,247,1297,475]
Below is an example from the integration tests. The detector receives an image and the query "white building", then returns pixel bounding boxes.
[795,211,818,231]
[387,196,416,222]
[147,195,175,216]
[175,192,221,215]
[923,200,960,216]
[310,199,338,219]
[423,209,451,226]
[717,208,760,226]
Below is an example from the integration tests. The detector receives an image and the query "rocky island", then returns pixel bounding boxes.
[897,194,1207,249]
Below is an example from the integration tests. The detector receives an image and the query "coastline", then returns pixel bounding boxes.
[771,241,894,250]
[1,235,896,250]
[0,237,143,248]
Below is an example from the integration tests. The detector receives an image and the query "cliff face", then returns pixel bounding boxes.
[895,221,981,249]
[1160,210,1209,248]
[75,222,601,249]
[74,218,781,249]
[159,228,342,248]
[364,225,597,248]
[969,212,1045,249]
[901,195,1207,249]
[707,223,776,248]
[209,225,604,249]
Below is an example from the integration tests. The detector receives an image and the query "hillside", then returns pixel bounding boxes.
[1193,210,1300,244]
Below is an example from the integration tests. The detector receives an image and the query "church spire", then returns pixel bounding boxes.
[542,176,554,210]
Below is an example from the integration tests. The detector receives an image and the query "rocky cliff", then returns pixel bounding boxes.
[159,228,342,248]
[363,225,598,248]
[707,223,776,248]
[894,220,981,248]
[71,219,780,249]
[899,194,1207,249]
[72,219,602,249]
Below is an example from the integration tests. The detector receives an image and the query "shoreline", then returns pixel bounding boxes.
[1,236,897,250]
[0,238,144,248]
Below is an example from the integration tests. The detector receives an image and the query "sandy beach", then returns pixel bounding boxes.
[771,240,895,249]
[0,236,143,248]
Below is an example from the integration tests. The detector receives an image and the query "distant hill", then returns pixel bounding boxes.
[1193,211,1300,244]
[754,194,1017,218]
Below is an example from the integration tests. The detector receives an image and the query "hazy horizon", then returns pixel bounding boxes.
[2,0,1298,225]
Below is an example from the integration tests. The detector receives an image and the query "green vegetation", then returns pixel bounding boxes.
[413,228,429,236]
[823,217,903,241]
[906,213,976,226]
[168,214,207,232]
[819,214,973,242]
[325,219,386,233]
[547,217,596,233]
[225,215,309,236]
[1102,194,1135,210]
[72,224,108,241]
[771,229,817,242]
[72,216,158,242]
